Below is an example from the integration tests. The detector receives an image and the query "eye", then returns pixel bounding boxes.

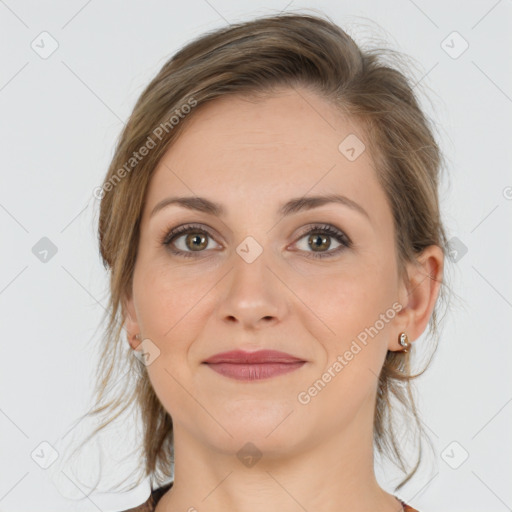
[293,223,351,259]
[160,223,221,258]
[160,222,352,259]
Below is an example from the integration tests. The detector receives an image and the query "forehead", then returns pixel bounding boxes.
[143,87,390,227]
[163,88,361,168]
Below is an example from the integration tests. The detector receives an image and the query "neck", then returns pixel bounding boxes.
[156,394,402,512]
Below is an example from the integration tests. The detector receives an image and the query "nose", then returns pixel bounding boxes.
[216,248,288,330]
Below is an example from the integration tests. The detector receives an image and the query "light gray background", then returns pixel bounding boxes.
[1,1,511,511]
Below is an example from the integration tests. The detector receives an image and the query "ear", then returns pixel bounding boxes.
[123,291,143,352]
[390,245,444,351]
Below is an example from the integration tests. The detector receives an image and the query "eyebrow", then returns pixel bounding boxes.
[150,193,370,221]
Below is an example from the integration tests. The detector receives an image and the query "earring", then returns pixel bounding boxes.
[135,333,141,341]
[398,332,410,352]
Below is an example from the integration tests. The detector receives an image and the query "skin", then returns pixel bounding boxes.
[124,86,444,512]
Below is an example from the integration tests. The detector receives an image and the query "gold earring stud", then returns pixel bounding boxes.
[399,332,410,352]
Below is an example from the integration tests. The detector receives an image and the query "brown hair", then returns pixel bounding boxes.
[73,10,450,494]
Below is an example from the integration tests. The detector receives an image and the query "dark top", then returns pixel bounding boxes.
[119,481,420,511]
[120,482,173,512]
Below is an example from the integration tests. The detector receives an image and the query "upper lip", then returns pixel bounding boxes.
[203,350,305,364]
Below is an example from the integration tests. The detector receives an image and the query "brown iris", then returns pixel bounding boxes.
[185,232,208,251]
[308,233,331,252]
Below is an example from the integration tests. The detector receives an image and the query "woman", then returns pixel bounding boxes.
[90,11,447,512]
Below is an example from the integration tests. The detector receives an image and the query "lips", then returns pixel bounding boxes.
[202,350,306,381]
[203,349,304,364]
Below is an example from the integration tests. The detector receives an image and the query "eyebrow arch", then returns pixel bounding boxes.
[150,193,370,221]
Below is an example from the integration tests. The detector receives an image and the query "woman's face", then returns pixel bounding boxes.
[125,86,416,457]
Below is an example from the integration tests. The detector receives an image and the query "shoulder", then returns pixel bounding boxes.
[117,481,173,512]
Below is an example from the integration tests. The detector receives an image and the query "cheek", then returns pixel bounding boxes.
[133,261,216,394]
[296,254,397,377]
[294,265,395,424]
[134,260,212,339]
[133,263,206,419]
[302,260,393,332]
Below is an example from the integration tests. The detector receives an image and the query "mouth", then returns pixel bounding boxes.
[203,361,306,381]
[202,349,306,381]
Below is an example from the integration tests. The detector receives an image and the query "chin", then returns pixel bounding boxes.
[215,405,304,447]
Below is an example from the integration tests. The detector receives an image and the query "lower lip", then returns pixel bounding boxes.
[204,362,306,381]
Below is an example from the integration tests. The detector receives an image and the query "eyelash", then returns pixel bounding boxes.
[160,223,352,260]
